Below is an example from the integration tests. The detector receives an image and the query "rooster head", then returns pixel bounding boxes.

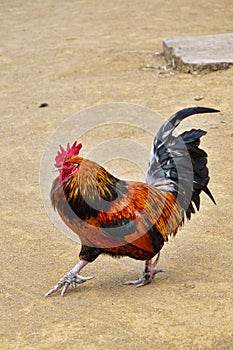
[55,141,82,182]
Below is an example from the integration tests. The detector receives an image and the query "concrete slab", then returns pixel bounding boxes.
[163,33,233,73]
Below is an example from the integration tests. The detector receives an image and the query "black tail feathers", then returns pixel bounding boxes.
[146,107,219,219]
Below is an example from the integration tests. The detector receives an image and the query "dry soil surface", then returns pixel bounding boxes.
[1,1,233,349]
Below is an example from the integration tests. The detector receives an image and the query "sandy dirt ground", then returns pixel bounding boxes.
[1,1,233,349]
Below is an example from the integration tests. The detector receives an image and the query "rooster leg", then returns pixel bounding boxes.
[45,259,95,297]
[124,253,163,287]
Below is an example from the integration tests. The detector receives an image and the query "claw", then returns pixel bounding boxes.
[76,274,95,281]
[124,273,153,287]
[45,260,94,297]
[45,271,95,297]
[124,255,163,287]
[136,279,152,288]
[123,271,163,287]
[61,282,70,297]
[45,283,62,297]
[123,276,147,286]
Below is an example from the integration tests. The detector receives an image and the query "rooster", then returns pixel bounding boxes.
[45,107,218,296]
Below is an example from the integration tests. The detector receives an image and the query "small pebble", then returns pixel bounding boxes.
[194,95,204,101]
[220,121,225,124]
[209,125,218,129]
[39,102,49,108]
[231,132,233,136]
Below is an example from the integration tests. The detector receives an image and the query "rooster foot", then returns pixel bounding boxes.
[124,254,163,287]
[45,260,94,297]
[123,268,163,287]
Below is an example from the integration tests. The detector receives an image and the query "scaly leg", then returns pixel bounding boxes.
[124,253,163,287]
[45,259,94,297]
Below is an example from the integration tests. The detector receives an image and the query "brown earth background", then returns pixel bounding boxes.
[1,1,233,349]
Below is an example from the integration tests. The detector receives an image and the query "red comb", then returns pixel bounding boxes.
[54,141,82,167]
